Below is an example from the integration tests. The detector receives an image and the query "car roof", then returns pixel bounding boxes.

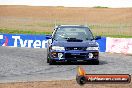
[55,25,88,28]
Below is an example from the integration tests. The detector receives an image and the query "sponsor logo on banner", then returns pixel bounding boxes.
[0,34,48,48]
[12,36,48,48]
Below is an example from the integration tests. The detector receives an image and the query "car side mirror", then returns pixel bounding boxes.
[46,35,52,39]
[95,36,101,40]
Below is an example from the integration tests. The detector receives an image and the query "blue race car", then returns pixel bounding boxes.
[47,25,101,65]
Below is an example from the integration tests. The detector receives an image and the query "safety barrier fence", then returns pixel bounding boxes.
[0,34,132,54]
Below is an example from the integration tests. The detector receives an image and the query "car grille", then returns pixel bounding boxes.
[65,47,86,51]
[65,53,87,59]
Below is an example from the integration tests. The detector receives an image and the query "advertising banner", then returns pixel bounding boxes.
[0,34,48,48]
[0,33,106,52]
[106,37,132,54]
[96,37,106,52]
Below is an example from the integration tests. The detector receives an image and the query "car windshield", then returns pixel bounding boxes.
[53,26,94,41]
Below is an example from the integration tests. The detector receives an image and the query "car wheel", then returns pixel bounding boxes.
[47,54,50,63]
[92,60,99,65]
[49,60,56,65]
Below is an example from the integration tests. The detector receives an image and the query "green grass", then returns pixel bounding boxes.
[93,6,109,8]
[0,28,132,38]
[0,28,51,35]
[94,34,132,38]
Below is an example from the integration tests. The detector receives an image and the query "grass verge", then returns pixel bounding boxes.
[94,34,132,38]
[0,28,51,35]
[0,28,132,38]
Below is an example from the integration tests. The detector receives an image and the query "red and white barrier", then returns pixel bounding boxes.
[106,37,132,54]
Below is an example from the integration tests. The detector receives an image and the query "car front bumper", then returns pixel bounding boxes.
[49,50,99,62]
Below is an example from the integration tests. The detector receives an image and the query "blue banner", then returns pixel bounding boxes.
[96,37,106,52]
[0,33,106,52]
[0,34,48,48]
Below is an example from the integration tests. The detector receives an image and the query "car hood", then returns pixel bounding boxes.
[52,40,98,47]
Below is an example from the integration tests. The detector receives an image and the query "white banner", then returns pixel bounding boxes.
[0,35,3,39]
[106,37,132,54]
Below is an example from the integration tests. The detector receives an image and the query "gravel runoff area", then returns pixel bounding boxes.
[0,80,132,88]
[0,46,132,88]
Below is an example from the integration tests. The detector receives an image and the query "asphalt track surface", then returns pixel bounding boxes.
[0,47,132,83]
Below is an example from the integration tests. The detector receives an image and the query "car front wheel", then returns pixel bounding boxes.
[49,59,56,65]
[47,53,50,63]
[92,60,99,65]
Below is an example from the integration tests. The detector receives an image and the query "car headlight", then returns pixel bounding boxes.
[86,47,99,50]
[52,46,65,51]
